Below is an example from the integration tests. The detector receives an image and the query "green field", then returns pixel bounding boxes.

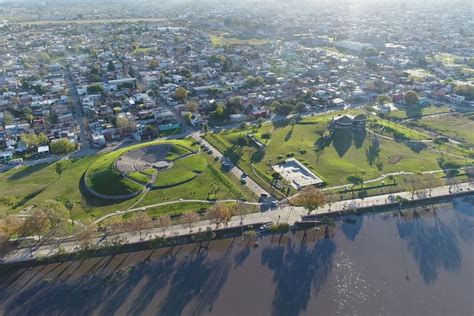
[384,103,453,120]
[205,113,472,192]
[0,139,255,223]
[128,171,151,184]
[154,169,197,188]
[367,116,431,140]
[137,155,256,208]
[409,113,474,144]
[85,139,197,196]
[210,35,269,47]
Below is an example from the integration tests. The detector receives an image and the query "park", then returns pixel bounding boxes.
[0,139,255,225]
[205,109,473,197]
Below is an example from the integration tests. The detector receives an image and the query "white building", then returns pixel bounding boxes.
[335,41,374,52]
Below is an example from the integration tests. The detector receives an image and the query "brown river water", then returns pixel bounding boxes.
[1,196,473,316]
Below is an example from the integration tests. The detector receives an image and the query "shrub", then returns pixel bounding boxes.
[269,222,290,234]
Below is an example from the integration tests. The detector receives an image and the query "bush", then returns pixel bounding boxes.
[50,138,76,154]
[191,229,216,242]
[149,236,167,248]
[269,223,290,234]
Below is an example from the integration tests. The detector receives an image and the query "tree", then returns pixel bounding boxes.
[295,102,306,113]
[116,116,136,131]
[326,193,337,211]
[175,87,188,101]
[20,200,69,240]
[157,214,172,235]
[466,167,474,189]
[130,212,151,240]
[243,229,257,242]
[454,85,474,101]
[290,119,296,130]
[184,100,198,112]
[208,203,232,228]
[212,103,227,120]
[107,60,115,72]
[292,186,326,214]
[404,174,422,199]
[423,173,442,196]
[65,199,75,226]
[376,94,391,105]
[182,212,200,232]
[0,215,22,241]
[87,84,104,94]
[226,96,243,114]
[55,160,67,177]
[20,132,39,148]
[183,112,193,123]
[272,101,294,116]
[148,58,159,70]
[24,113,33,124]
[3,111,13,125]
[50,138,76,154]
[404,90,419,105]
[37,132,49,145]
[76,224,96,251]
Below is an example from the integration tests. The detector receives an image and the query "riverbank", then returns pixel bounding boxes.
[1,182,472,265]
[1,196,472,315]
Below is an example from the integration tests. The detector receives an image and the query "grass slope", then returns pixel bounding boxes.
[206,114,471,190]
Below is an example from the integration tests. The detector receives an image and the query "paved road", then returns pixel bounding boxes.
[65,67,90,150]
[192,133,272,199]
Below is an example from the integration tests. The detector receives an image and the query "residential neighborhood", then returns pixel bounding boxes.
[0,1,473,315]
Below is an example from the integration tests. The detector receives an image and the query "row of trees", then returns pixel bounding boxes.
[0,200,72,250]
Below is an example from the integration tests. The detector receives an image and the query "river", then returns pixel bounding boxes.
[1,196,473,315]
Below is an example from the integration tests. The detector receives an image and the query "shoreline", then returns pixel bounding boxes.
[1,182,472,266]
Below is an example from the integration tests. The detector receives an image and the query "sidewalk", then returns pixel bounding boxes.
[1,182,472,264]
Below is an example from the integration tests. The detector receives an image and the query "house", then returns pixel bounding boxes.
[0,150,13,163]
[37,145,50,155]
[417,97,432,106]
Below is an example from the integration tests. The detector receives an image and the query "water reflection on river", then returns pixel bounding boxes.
[1,196,473,315]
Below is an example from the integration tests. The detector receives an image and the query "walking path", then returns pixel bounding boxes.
[2,182,472,265]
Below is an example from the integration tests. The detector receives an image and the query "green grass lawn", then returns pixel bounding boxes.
[409,113,474,144]
[0,157,140,223]
[385,104,453,120]
[210,35,269,47]
[205,113,472,192]
[154,154,208,187]
[145,202,211,218]
[368,116,431,140]
[166,144,194,161]
[85,139,198,196]
[137,155,256,208]
[128,171,151,184]
[0,139,254,223]
[154,169,197,188]
[174,155,207,172]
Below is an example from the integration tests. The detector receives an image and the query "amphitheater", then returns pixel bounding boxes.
[115,144,173,174]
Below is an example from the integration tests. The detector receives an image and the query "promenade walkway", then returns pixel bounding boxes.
[1,182,472,264]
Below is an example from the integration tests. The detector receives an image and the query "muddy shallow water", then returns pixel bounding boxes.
[1,196,473,316]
